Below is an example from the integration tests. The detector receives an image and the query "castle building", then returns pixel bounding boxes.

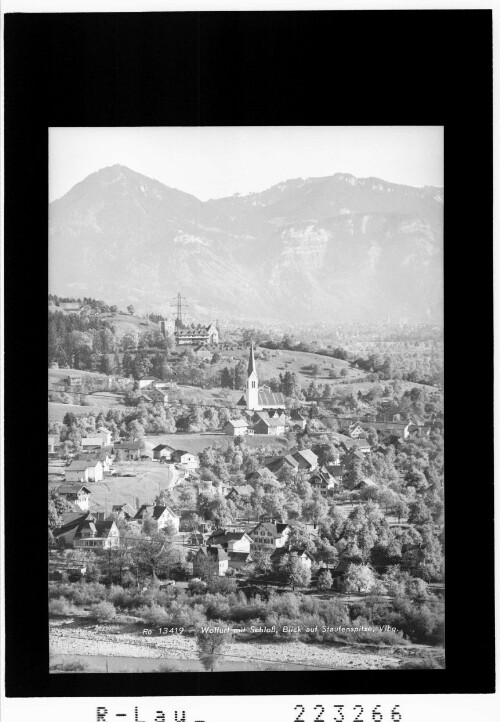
[237,344,286,412]
[174,322,218,346]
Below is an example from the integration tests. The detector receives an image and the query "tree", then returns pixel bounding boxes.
[62,412,77,428]
[128,419,145,439]
[250,548,274,576]
[280,371,301,398]
[127,305,135,315]
[317,570,333,591]
[340,367,348,377]
[407,499,432,527]
[195,629,232,672]
[233,360,247,390]
[98,354,112,375]
[343,563,377,593]
[287,522,316,553]
[130,534,184,582]
[279,553,311,591]
[132,353,152,381]
[48,490,74,529]
[220,367,233,389]
[302,493,329,529]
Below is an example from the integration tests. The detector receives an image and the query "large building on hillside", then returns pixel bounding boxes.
[174,322,218,346]
[237,344,286,412]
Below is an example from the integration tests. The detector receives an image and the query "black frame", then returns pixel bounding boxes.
[3,9,494,698]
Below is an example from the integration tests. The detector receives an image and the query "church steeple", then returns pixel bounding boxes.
[247,343,256,375]
[246,343,260,411]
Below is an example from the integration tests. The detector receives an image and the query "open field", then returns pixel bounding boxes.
[49,402,94,421]
[48,367,113,390]
[99,312,159,340]
[211,347,363,385]
[49,460,178,508]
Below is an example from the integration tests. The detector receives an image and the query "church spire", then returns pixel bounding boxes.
[247,342,256,376]
[246,343,259,411]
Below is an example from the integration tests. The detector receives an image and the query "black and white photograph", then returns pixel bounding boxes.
[3,8,495,719]
[47,125,445,674]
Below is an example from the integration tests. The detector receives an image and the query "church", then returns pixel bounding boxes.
[237,344,286,412]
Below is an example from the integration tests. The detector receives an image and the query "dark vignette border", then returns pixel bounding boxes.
[4,9,493,698]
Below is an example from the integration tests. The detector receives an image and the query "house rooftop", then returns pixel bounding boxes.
[227,418,249,428]
[57,484,91,495]
[198,545,229,561]
[293,448,318,466]
[114,440,143,450]
[228,484,254,496]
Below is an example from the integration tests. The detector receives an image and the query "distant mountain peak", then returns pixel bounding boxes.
[49,166,443,323]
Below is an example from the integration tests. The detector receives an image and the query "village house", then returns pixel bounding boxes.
[245,467,278,484]
[207,529,253,554]
[249,520,291,552]
[342,448,366,466]
[340,437,371,455]
[81,436,105,450]
[152,444,175,460]
[353,478,379,491]
[97,427,113,445]
[271,546,315,570]
[149,387,169,405]
[110,503,137,521]
[348,422,367,439]
[76,450,113,473]
[138,377,157,389]
[192,546,228,577]
[133,504,180,534]
[223,418,251,436]
[308,469,339,497]
[193,345,214,361]
[113,440,144,461]
[289,409,308,430]
[171,450,199,470]
[242,409,256,423]
[317,559,350,590]
[252,411,286,436]
[291,448,319,471]
[56,484,91,511]
[326,464,344,485]
[65,459,103,483]
[73,519,120,550]
[52,510,95,547]
[265,453,300,476]
[224,484,254,503]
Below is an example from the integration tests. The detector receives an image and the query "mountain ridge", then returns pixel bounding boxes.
[49,165,443,324]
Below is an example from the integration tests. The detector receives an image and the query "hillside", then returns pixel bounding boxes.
[49,165,443,324]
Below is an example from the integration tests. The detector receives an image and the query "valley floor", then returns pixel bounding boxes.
[49,619,442,672]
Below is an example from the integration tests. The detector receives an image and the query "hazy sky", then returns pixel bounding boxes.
[49,126,443,202]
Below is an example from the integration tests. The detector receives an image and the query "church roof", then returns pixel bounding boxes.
[258,390,285,407]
